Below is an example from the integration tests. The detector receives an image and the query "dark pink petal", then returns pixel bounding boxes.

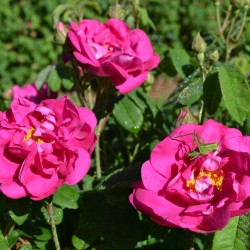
[141,160,167,192]
[112,72,148,94]
[223,136,250,153]
[65,147,91,185]
[78,107,97,131]
[198,204,231,232]
[129,29,155,62]
[131,188,184,219]
[106,19,129,42]
[0,147,21,182]
[11,98,36,123]
[1,181,27,199]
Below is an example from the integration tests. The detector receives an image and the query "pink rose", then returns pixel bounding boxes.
[12,83,58,104]
[67,18,160,94]
[129,119,250,233]
[0,97,97,200]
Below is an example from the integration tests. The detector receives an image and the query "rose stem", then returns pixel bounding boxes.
[46,201,61,250]
[95,117,106,178]
[188,231,195,250]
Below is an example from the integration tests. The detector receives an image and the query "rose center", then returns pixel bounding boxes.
[186,169,224,191]
[24,127,43,144]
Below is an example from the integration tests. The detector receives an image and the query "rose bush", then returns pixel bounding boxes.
[129,119,250,233]
[66,18,160,94]
[12,83,58,104]
[0,96,96,200]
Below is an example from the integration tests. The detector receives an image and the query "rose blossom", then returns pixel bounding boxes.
[0,96,96,200]
[67,18,160,94]
[12,83,57,104]
[129,119,250,233]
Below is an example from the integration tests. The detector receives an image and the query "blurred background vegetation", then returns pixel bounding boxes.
[0,0,225,86]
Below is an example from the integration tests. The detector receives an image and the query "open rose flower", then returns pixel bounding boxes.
[67,18,160,94]
[0,96,96,200]
[12,83,58,104]
[129,119,250,233]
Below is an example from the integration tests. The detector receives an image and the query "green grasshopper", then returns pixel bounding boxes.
[173,131,219,160]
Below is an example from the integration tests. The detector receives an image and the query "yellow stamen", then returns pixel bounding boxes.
[186,178,196,191]
[24,127,43,144]
[197,170,224,191]
[186,169,224,191]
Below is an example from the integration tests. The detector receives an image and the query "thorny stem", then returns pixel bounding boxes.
[198,100,205,125]
[130,143,140,163]
[225,11,238,62]
[87,84,94,110]
[46,201,60,250]
[119,125,131,163]
[188,231,195,250]
[215,1,222,34]
[71,58,88,107]
[235,5,249,41]
[95,117,106,178]
[221,4,232,34]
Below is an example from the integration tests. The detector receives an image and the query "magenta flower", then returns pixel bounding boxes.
[129,119,250,233]
[67,18,160,94]
[12,83,57,104]
[0,97,96,200]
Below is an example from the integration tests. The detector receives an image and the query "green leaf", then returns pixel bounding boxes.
[100,201,144,250]
[128,89,159,118]
[245,111,250,135]
[178,77,203,106]
[36,65,55,89]
[203,72,222,115]
[0,229,9,250]
[72,234,90,250]
[9,211,29,226]
[52,4,68,27]
[135,89,159,118]
[20,245,32,250]
[7,229,19,248]
[72,191,104,249]
[57,64,74,90]
[212,214,250,250]
[113,96,144,134]
[128,91,147,112]
[53,184,80,209]
[33,227,52,242]
[5,198,30,226]
[47,68,61,92]
[169,48,194,78]
[97,164,142,193]
[218,65,250,125]
[17,224,52,242]
[41,206,63,225]
[137,7,150,27]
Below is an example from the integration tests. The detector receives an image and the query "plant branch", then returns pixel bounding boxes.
[225,11,238,62]
[71,58,88,107]
[45,201,60,250]
[221,4,232,33]
[235,5,249,41]
[215,1,222,34]
[95,117,106,178]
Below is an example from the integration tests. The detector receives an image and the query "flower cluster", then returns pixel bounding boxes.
[0,97,96,200]
[129,119,250,233]
[66,18,160,94]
